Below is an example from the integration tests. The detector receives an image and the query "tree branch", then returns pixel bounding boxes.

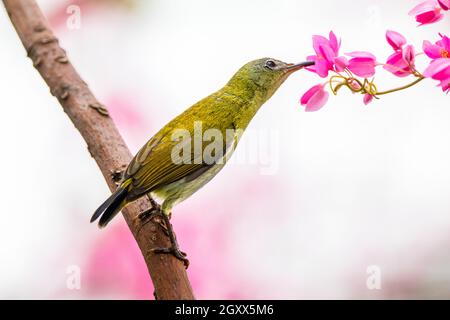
[2,0,194,300]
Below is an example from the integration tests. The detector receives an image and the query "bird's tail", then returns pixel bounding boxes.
[90,179,131,228]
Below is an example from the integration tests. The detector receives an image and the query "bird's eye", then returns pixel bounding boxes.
[265,60,276,69]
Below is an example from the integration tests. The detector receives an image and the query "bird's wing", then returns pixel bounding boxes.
[124,96,242,199]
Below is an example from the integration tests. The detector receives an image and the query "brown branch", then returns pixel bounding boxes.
[2,0,194,300]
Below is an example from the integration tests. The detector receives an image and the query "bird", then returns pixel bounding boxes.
[91,58,314,267]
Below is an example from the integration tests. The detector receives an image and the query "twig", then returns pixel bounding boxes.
[2,0,194,300]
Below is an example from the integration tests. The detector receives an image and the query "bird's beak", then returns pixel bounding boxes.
[284,61,315,73]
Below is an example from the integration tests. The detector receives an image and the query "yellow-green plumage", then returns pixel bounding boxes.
[91,58,312,227]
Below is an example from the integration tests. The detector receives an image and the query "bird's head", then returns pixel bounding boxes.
[226,58,314,102]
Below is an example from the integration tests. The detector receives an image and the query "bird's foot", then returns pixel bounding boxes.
[152,245,189,269]
[137,198,188,268]
[135,206,169,237]
[136,207,159,221]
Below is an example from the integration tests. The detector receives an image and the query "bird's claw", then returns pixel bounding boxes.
[135,208,170,236]
[152,246,189,269]
[137,208,155,221]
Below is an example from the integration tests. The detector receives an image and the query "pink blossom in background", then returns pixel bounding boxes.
[84,222,153,299]
[409,0,445,25]
[346,51,377,78]
[105,92,155,151]
[48,0,135,30]
[82,189,264,299]
[300,84,329,112]
[106,93,149,130]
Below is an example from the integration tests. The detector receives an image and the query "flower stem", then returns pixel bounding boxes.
[375,76,425,96]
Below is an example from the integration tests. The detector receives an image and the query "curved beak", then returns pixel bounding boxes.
[284,61,315,73]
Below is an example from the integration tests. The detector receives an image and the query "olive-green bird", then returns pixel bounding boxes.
[91,58,313,266]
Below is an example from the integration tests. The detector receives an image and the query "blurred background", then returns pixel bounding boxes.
[0,0,450,299]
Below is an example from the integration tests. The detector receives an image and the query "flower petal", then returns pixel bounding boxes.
[437,34,450,51]
[363,94,374,105]
[423,40,443,58]
[402,45,415,64]
[440,78,450,93]
[315,58,332,78]
[384,52,411,77]
[423,58,450,80]
[346,52,377,78]
[304,55,319,74]
[334,56,349,72]
[346,51,378,78]
[329,31,339,55]
[300,84,322,105]
[346,51,377,60]
[416,11,444,25]
[348,60,376,78]
[319,44,337,65]
[386,30,407,51]
[312,35,330,55]
[409,0,440,16]
[300,84,329,112]
[305,89,329,112]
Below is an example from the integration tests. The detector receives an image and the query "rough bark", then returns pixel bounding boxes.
[2,0,194,300]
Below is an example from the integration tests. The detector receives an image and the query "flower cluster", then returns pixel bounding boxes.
[300,31,378,111]
[299,1,450,112]
[300,31,449,111]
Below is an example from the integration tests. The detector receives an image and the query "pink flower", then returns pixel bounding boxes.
[300,84,329,112]
[438,0,450,10]
[335,56,349,72]
[384,45,416,77]
[346,51,377,78]
[423,58,450,80]
[383,31,416,77]
[306,31,348,77]
[423,34,450,59]
[423,58,450,93]
[403,45,416,64]
[384,52,411,77]
[409,0,444,26]
[363,94,374,105]
[386,30,407,51]
[423,34,450,93]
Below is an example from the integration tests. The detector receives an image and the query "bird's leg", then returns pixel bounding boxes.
[135,199,189,268]
[151,212,189,269]
[135,198,169,236]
